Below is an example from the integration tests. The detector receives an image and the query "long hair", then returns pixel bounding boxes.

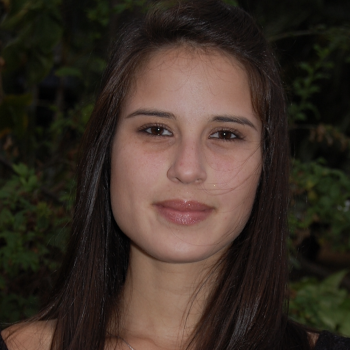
[34,1,311,349]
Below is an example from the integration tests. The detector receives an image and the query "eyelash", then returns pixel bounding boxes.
[138,123,244,141]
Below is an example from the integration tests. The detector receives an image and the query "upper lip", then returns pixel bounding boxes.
[154,200,214,211]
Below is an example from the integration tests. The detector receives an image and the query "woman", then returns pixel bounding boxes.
[2,1,350,349]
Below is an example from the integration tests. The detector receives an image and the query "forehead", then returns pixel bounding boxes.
[122,46,257,122]
[133,46,248,89]
[146,45,244,71]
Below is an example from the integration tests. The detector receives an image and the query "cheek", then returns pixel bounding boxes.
[112,141,164,183]
[204,146,262,195]
[204,149,261,232]
[110,141,168,215]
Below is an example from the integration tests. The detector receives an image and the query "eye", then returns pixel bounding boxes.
[140,124,173,137]
[209,129,241,141]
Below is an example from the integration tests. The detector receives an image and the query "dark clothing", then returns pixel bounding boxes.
[315,331,350,349]
[1,330,350,349]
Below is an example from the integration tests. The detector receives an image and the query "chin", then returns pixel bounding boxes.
[132,239,230,265]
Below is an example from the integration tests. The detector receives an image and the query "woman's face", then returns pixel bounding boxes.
[110,48,262,264]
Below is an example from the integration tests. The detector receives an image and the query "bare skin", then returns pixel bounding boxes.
[1,321,55,350]
[117,244,222,350]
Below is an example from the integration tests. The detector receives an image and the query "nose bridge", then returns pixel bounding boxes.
[167,135,207,184]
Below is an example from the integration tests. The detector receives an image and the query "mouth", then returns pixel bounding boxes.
[153,200,214,226]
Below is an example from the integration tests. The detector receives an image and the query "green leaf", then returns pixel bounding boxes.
[0,94,32,137]
[55,67,82,78]
[321,270,348,291]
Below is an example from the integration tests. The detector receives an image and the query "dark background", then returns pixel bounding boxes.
[0,0,349,333]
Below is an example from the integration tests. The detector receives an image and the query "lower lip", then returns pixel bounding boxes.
[155,206,213,226]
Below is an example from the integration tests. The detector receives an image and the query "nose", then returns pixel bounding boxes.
[167,139,207,184]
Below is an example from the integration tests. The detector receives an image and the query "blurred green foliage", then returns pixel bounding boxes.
[0,163,68,322]
[290,271,350,336]
[0,0,349,336]
[290,159,350,249]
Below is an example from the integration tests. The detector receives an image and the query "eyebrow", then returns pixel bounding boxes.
[126,109,175,120]
[211,115,257,130]
[126,109,257,130]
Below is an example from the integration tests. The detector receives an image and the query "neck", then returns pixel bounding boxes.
[119,244,221,349]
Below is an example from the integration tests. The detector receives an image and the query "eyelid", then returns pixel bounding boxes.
[137,123,244,141]
[138,123,173,136]
[209,127,244,141]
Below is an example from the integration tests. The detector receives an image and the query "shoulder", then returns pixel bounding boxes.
[308,332,320,347]
[1,320,55,350]
[314,331,350,350]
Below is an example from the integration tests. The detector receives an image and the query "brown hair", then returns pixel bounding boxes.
[34,1,311,349]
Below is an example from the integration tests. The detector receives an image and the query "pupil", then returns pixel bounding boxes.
[222,131,230,139]
[153,127,162,135]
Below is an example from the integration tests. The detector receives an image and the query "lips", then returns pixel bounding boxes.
[154,200,214,225]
